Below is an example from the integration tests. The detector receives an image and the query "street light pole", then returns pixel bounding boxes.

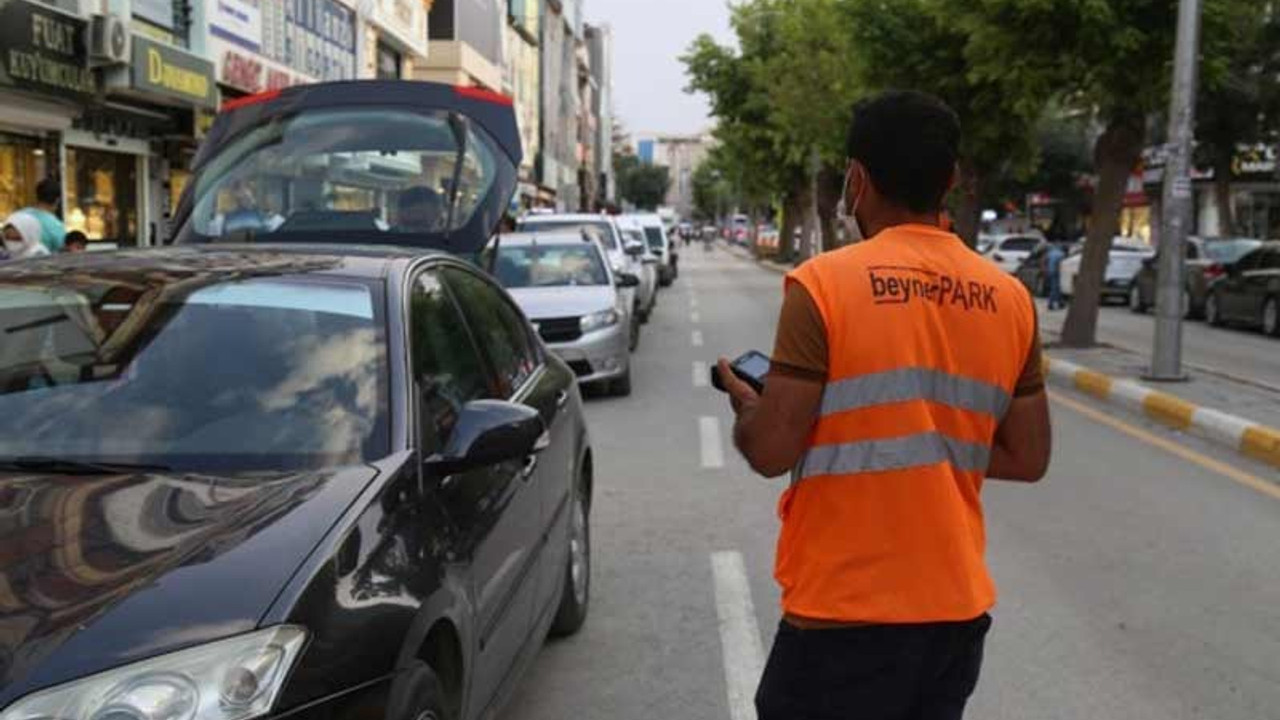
[1149,0,1203,381]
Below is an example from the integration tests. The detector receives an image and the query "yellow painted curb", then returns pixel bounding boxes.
[1073,370,1112,400]
[1142,393,1197,431]
[1241,427,1280,468]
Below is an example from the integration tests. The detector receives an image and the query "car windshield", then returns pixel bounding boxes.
[643,227,664,251]
[1204,240,1263,263]
[0,275,388,472]
[178,107,498,244]
[495,244,609,288]
[518,220,619,249]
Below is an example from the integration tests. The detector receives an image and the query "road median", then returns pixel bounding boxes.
[1044,355,1280,470]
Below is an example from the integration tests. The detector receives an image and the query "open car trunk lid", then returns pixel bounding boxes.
[172,81,521,258]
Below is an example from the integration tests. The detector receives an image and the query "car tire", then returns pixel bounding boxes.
[1206,292,1224,327]
[610,365,632,397]
[550,478,591,637]
[386,662,450,720]
[1129,284,1146,314]
[628,319,639,352]
[1264,297,1280,337]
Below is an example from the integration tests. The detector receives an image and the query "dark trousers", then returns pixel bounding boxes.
[755,614,992,720]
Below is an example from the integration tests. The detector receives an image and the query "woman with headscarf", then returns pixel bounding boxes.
[2,212,52,261]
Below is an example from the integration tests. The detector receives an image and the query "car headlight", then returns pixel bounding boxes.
[580,309,620,333]
[1,627,307,720]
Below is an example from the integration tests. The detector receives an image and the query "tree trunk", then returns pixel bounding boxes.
[816,165,842,251]
[779,187,802,263]
[953,162,983,248]
[1060,117,1145,348]
[797,181,816,261]
[1214,149,1234,235]
[748,207,761,255]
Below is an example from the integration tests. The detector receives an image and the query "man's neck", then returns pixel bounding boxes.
[863,210,942,239]
[36,203,55,213]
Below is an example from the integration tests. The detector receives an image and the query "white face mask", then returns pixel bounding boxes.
[835,163,864,243]
[3,240,24,254]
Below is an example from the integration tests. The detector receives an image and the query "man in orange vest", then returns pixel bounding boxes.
[718,90,1051,720]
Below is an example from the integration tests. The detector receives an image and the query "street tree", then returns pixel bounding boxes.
[845,0,1046,247]
[614,152,672,210]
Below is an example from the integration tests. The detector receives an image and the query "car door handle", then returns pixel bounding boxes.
[521,454,539,480]
[555,389,569,409]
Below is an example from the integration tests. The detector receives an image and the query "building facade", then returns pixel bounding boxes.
[421,0,504,90]
[585,22,612,208]
[538,0,582,210]
[635,132,711,219]
[504,0,541,209]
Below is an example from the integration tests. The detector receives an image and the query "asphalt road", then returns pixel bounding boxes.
[500,246,1280,720]
[1039,297,1280,390]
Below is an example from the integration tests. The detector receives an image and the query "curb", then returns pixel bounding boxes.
[1043,356,1280,470]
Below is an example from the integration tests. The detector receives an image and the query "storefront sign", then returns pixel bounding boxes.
[211,0,355,94]
[367,0,428,59]
[1232,144,1277,179]
[132,37,216,108]
[133,0,175,30]
[0,0,94,98]
[211,0,263,52]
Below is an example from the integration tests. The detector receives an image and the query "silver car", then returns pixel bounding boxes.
[494,232,639,396]
[517,213,643,350]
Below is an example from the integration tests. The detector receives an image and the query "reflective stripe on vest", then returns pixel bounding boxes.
[799,431,991,479]
[819,367,1012,420]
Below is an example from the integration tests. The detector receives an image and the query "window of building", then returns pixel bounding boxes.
[0,133,51,219]
[65,147,139,248]
[428,0,456,40]
[376,41,402,80]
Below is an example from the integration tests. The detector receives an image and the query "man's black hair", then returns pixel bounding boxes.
[36,178,60,206]
[846,90,960,214]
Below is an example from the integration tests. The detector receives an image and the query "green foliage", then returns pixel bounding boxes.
[614,152,672,211]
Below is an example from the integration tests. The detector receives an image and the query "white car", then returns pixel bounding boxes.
[983,234,1044,274]
[615,220,660,322]
[1060,237,1156,303]
[518,213,644,350]
[627,213,678,286]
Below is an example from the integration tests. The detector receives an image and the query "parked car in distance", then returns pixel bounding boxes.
[494,232,638,394]
[1205,241,1280,336]
[616,223,659,321]
[517,214,642,350]
[0,244,593,720]
[983,233,1045,274]
[1060,237,1155,303]
[1130,237,1264,318]
[1013,242,1050,297]
[630,213,679,286]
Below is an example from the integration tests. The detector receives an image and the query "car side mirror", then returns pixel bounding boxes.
[625,241,645,257]
[616,272,640,288]
[425,400,547,477]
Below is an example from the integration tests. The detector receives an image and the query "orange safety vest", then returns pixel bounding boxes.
[779,223,1037,623]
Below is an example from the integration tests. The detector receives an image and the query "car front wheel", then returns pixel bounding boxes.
[386,662,450,720]
[1206,292,1224,327]
[1264,297,1279,337]
[610,364,632,397]
[550,478,591,637]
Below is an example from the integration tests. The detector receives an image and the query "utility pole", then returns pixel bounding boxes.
[1149,0,1203,381]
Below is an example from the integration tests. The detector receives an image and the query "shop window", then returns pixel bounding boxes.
[65,147,139,248]
[1234,190,1280,240]
[376,42,402,80]
[0,133,51,219]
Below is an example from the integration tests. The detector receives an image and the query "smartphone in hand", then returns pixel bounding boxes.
[711,351,771,394]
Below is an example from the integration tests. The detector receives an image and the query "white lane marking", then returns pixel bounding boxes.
[691,295,699,309]
[692,330,704,347]
[694,361,709,388]
[700,416,725,468]
[711,551,766,720]
[691,310,701,323]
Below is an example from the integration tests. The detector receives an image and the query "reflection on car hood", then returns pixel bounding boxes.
[506,286,616,320]
[0,465,379,706]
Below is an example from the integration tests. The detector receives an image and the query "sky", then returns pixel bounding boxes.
[587,0,734,138]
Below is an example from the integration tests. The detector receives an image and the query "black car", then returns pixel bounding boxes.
[0,82,594,720]
[0,245,592,720]
[1205,241,1280,336]
[1129,237,1263,319]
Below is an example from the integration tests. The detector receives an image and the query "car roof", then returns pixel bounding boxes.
[0,244,452,282]
[497,231,600,248]
[520,214,616,224]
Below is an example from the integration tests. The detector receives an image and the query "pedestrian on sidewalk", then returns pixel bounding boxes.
[1046,241,1067,310]
[2,213,52,261]
[718,90,1051,720]
[17,178,66,253]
